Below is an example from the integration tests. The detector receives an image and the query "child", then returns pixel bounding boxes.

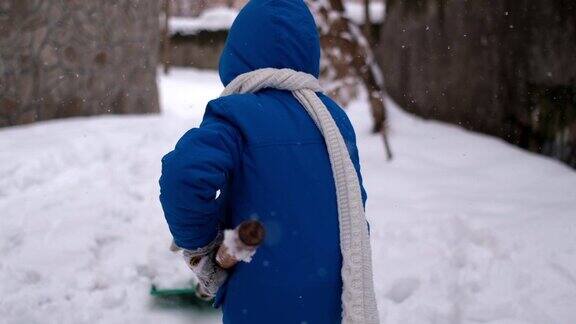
[159,1,378,323]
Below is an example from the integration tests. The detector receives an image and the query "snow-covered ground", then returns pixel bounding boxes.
[1,68,575,324]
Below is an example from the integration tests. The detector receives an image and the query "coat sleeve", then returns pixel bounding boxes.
[159,101,242,250]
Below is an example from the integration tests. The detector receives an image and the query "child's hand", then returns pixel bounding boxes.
[171,233,228,300]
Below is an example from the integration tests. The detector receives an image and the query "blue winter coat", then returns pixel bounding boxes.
[159,0,367,323]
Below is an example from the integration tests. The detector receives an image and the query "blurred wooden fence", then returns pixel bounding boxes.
[378,0,576,167]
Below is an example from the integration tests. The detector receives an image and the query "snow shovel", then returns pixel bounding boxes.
[150,220,266,310]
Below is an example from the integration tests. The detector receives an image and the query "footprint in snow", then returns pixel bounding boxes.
[386,277,421,304]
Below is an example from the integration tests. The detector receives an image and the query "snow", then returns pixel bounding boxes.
[1,68,576,323]
[169,7,239,36]
[222,229,257,263]
[167,3,386,36]
[357,97,576,323]
[344,2,386,25]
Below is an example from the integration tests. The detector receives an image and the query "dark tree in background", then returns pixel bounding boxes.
[378,0,576,167]
[0,1,160,127]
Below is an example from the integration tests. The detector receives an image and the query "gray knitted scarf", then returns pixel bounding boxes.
[222,68,379,324]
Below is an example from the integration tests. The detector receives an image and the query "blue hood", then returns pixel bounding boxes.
[219,0,321,86]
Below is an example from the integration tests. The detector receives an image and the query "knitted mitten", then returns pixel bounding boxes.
[173,232,228,299]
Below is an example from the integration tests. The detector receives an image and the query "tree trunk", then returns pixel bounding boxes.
[163,0,171,74]
[0,0,160,127]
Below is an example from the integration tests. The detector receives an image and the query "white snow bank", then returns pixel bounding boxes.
[345,2,386,25]
[169,8,238,36]
[1,68,575,323]
[353,97,576,324]
[0,69,224,324]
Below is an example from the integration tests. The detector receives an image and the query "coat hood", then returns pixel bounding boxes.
[219,0,321,86]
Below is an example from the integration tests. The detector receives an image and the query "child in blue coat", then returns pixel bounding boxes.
[160,1,368,323]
